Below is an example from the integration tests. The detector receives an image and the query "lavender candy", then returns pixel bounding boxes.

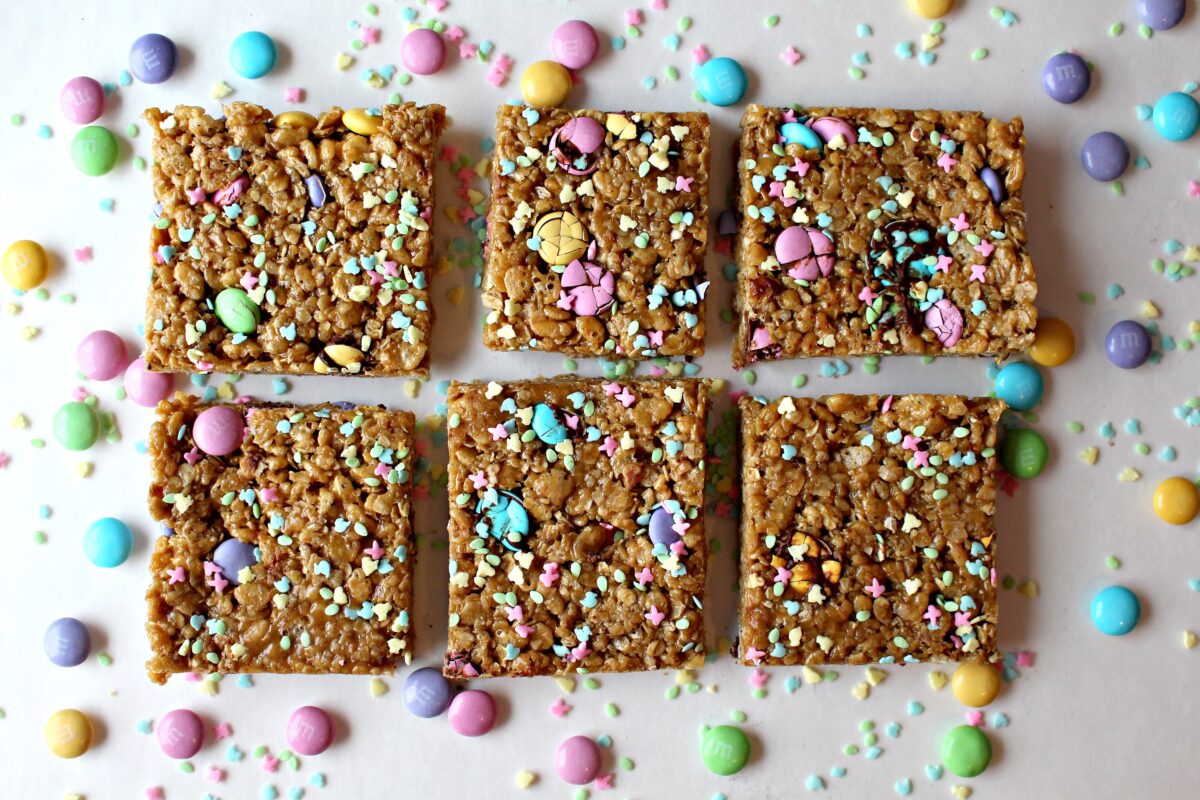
[1079,132,1130,182]
[1042,52,1090,104]
[1136,0,1186,30]
[44,617,91,667]
[979,167,1005,203]
[305,174,327,208]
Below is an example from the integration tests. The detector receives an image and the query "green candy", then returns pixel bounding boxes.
[940,724,992,778]
[53,401,99,451]
[700,724,751,776]
[215,287,261,334]
[999,427,1048,479]
[70,125,119,176]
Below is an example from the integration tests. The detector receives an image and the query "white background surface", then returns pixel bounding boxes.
[1,1,1198,797]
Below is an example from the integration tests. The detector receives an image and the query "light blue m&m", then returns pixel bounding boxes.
[230,31,277,79]
[993,361,1044,412]
[695,57,748,107]
[1152,92,1199,142]
[781,121,823,150]
[1091,585,1140,636]
[84,517,133,568]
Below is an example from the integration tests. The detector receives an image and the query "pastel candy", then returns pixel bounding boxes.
[532,403,568,445]
[479,491,531,551]
[780,121,822,149]
[559,257,615,316]
[809,116,856,147]
[648,505,679,546]
[212,538,257,585]
[777,226,834,280]
[924,297,964,347]
[549,116,605,176]
[192,406,245,456]
[775,225,813,264]
[124,357,174,407]
[980,167,1005,202]
[60,76,105,124]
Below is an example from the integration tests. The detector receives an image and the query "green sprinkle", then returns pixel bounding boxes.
[971,48,989,61]
[1138,23,1152,38]
[563,358,577,373]
[180,762,194,774]
[604,702,619,717]
[34,531,47,544]
[792,373,808,388]
[10,113,24,126]
[584,677,600,690]
[848,66,865,80]
[930,21,945,35]
[1078,292,1096,304]
[664,65,679,81]
[97,651,113,666]
[678,16,692,31]
[1134,442,1150,456]
[742,368,757,386]
[665,685,681,700]
[619,757,634,771]
[859,720,875,733]
[844,743,860,756]
[1109,21,1124,36]
[730,709,747,722]
[1067,421,1084,434]
[764,15,780,28]
[1111,180,1124,196]
[752,688,767,699]
[1106,555,1121,569]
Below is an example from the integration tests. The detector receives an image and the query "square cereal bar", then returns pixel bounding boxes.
[733,105,1036,368]
[483,106,709,358]
[737,393,1003,666]
[145,393,415,683]
[444,378,710,677]
[144,102,447,378]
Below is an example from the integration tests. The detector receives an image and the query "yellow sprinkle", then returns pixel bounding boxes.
[1079,447,1099,465]
[65,794,86,800]
[928,670,948,691]
[705,684,718,693]
[1183,630,1197,650]
[216,381,237,400]
[335,52,355,71]
[951,786,973,799]
[403,379,420,399]
[5,302,21,316]
[852,681,870,700]
[211,81,234,100]
[444,206,461,225]
[1118,467,1141,482]
[20,326,40,340]
[709,378,728,396]
[11,414,28,429]
[474,157,491,178]
[675,669,696,686]
[864,666,887,686]
[1181,245,1200,262]
[555,676,576,694]
[198,679,219,697]
[515,770,537,789]
[447,286,465,305]
[717,636,732,653]
[1017,579,1039,599]
[369,677,389,697]
[76,462,93,478]
[1141,300,1161,319]
[802,666,824,685]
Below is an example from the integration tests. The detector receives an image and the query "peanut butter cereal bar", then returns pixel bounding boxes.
[733,105,1036,368]
[483,106,709,358]
[145,393,415,684]
[144,102,447,378]
[737,393,1003,666]
[445,378,710,677]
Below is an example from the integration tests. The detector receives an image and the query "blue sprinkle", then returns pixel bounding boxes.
[992,712,1010,728]
[830,766,847,778]
[926,764,944,780]
[611,36,626,50]
[857,23,873,37]
[805,774,826,791]
[643,76,657,90]
[895,779,913,796]
[1124,419,1141,434]
[885,722,902,738]
[907,700,924,716]
[1098,421,1115,439]
[1107,283,1124,299]
[865,746,883,760]
[1159,446,1178,461]
[1136,104,1153,121]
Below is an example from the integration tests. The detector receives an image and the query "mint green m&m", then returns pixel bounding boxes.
[215,287,261,334]
[940,724,992,778]
[700,724,751,776]
[53,401,99,451]
[999,427,1049,479]
[71,125,119,176]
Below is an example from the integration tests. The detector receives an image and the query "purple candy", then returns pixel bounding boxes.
[305,175,327,208]
[404,666,454,718]
[44,617,91,667]
[129,33,178,84]
[1080,132,1130,182]
[1105,320,1152,369]
[717,210,737,237]
[158,522,175,537]
[648,505,680,546]
[1137,0,1187,30]
[212,538,257,585]
[979,167,1005,203]
[1042,52,1090,104]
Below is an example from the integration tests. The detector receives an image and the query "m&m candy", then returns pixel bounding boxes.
[555,735,601,785]
[2,239,50,290]
[77,330,128,381]
[193,406,245,456]
[993,361,1044,412]
[286,706,334,756]
[157,708,205,759]
[908,0,956,19]
[521,60,572,107]
[212,538,257,585]
[401,28,446,76]
[54,401,99,451]
[1029,317,1075,367]
[1152,477,1199,525]
[84,517,133,568]
[447,690,496,736]
[1080,131,1129,182]
[940,725,992,777]
[1137,0,1187,30]
[44,617,91,667]
[695,57,748,107]
[1042,52,1090,104]
[404,667,454,718]
[60,76,105,124]
[1105,320,1152,369]
[230,31,277,79]
[1152,91,1199,142]
[71,125,120,176]
[342,108,382,136]
[1091,585,1141,635]
[951,663,1002,708]
[700,724,751,776]
[45,709,93,759]
[129,33,178,83]
[999,427,1048,479]
[551,20,600,70]
[124,357,174,407]
[214,287,261,334]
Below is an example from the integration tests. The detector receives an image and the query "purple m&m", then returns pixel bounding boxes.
[1105,320,1152,369]
[60,77,105,124]
[286,706,334,756]
[129,33,178,83]
[980,167,1005,203]
[193,406,244,456]
[1042,52,1090,104]
[401,28,446,75]
[648,505,680,546]
[76,330,128,381]
[447,689,496,737]
[556,735,602,785]
[404,667,454,718]
[157,709,204,759]
[212,538,257,585]
[44,617,91,667]
[124,357,174,407]
[1137,0,1187,30]
[552,20,600,70]
[1080,132,1130,182]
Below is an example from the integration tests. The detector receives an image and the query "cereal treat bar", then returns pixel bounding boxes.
[145,393,415,684]
[483,106,710,358]
[444,378,710,677]
[737,393,1003,666]
[144,102,447,378]
[733,105,1036,368]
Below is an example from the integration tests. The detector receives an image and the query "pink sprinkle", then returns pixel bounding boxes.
[167,566,186,584]
[748,668,769,689]
[445,25,466,42]
[675,175,694,192]
[625,9,644,25]
[239,272,259,291]
[515,623,533,638]
[634,566,653,585]
[0,452,10,469]
[913,450,930,468]
[488,423,509,441]
[568,641,590,662]
[648,330,665,347]
[214,722,233,740]
[651,0,668,10]
[1189,180,1200,198]
[857,286,877,303]
[493,53,514,72]
[966,710,985,727]
[789,158,810,178]
[505,606,524,623]
[284,87,304,103]
[374,462,391,478]
[602,381,620,396]
[768,181,784,199]
[645,605,666,626]
[599,436,619,457]
[259,487,279,503]
[781,109,798,123]
[934,254,954,273]
[183,447,202,465]
[615,387,636,408]
[774,566,792,583]
[185,186,206,205]
[469,470,488,489]
[262,754,280,773]
[213,175,249,207]
[427,0,447,10]
[145,789,164,800]
[73,246,93,262]
[669,540,686,556]
[902,434,922,451]
[549,697,572,718]
[950,213,970,232]
[751,326,773,349]
[71,386,90,401]
[359,27,380,45]
[206,573,229,593]
[936,152,958,173]
[864,578,885,599]
[691,44,710,64]
[780,46,803,66]
[882,395,894,413]
[564,413,579,430]
[969,263,988,283]
[540,562,560,588]
[1016,650,1036,668]
[923,605,942,624]
[203,561,221,577]
[744,646,766,663]
[460,43,479,60]
[204,765,225,783]
[365,539,385,560]
[953,611,973,627]
[594,773,615,790]
[974,240,996,258]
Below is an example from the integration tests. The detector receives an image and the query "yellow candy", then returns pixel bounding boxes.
[342,108,382,136]
[950,662,1002,708]
[273,111,317,129]
[908,0,955,18]
[532,211,589,266]
[44,709,93,758]
[2,239,50,290]
[520,60,572,108]
[1029,317,1075,367]
[1153,476,1200,525]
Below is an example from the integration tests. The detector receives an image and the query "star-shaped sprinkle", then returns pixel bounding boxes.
[744,646,766,663]
[645,605,666,626]
[950,213,970,232]
[865,578,885,598]
[934,254,954,273]
[675,175,693,192]
[965,710,985,727]
[648,330,665,347]
[936,152,958,173]
[469,470,488,489]
[902,434,922,451]
[969,264,988,283]
[1190,180,1200,198]
[549,697,571,717]
[599,436,619,457]
[634,567,653,585]
[145,789,164,800]
[625,9,643,25]
[206,573,229,593]
[748,668,769,689]
[774,566,792,583]
[858,286,877,303]
[953,611,973,627]
[594,773,615,790]
[204,765,224,783]
[780,46,803,66]
[615,388,636,408]
[1016,651,1035,668]
[974,240,996,258]
[365,540,385,559]
[540,562,560,587]
[239,272,259,291]
[167,566,186,584]
[913,450,930,468]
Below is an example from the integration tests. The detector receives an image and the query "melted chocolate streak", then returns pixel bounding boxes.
[866,219,943,335]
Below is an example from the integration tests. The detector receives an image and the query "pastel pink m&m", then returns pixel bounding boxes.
[552,20,600,70]
[124,357,173,407]
[286,705,334,756]
[76,330,128,381]
[193,406,244,456]
[60,76,105,124]
[401,28,446,75]
[157,709,204,759]
[555,735,602,785]
[447,689,496,737]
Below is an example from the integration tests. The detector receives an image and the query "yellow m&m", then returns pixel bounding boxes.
[342,108,382,136]
[908,0,956,18]
[44,709,93,758]
[950,662,1002,708]
[274,111,317,129]
[2,239,50,291]
[521,60,572,108]
[1153,477,1200,525]
[1030,317,1075,367]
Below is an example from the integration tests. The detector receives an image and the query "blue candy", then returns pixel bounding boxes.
[1091,585,1141,636]
[993,361,1044,412]
[695,57,747,107]
[84,516,133,567]
[780,121,822,150]
[531,403,567,445]
[1152,92,1199,142]
[477,491,531,551]
[230,31,277,80]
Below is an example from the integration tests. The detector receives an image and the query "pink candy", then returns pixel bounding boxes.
[76,330,128,381]
[775,226,834,281]
[925,298,964,347]
[551,20,600,70]
[192,406,245,456]
[447,689,496,737]
[286,705,334,756]
[124,357,174,408]
[809,116,856,147]
[157,709,204,759]
[401,28,447,75]
[555,735,601,785]
[60,76,105,124]
[549,116,605,176]
[558,243,614,316]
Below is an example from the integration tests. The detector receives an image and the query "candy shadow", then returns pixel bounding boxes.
[326,707,353,750]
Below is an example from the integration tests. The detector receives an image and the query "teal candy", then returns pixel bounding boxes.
[780,121,822,150]
[1091,585,1140,635]
[695,57,748,107]
[84,517,134,568]
[993,361,1044,412]
[1152,92,1199,142]
[478,491,531,551]
[230,31,277,79]
[531,403,567,445]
